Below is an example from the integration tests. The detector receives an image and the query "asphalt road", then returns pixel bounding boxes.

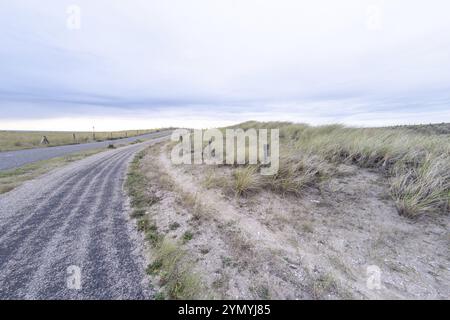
[0,130,171,171]
[0,135,169,299]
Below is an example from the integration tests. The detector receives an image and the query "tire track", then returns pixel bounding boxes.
[0,151,132,297]
[0,150,127,243]
[23,151,134,299]
[82,152,144,299]
[0,151,128,271]
[0,136,168,299]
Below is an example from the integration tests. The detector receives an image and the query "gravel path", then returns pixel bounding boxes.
[0,130,171,171]
[0,135,169,299]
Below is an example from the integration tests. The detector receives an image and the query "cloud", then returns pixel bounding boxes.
[1,0,450,129]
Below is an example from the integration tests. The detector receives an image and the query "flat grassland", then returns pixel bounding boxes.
[0,136,150,194]
[0,148,105,194]
[0,129,157,152]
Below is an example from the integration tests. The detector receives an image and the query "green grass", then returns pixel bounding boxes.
[130,208,147,219]
[0,148,106,194]
[182,231,194,243]
[127,150,164,247]
[126,148,203,300]
[0,129,159,152]
[126,149,161,208]
[150,239,201,300]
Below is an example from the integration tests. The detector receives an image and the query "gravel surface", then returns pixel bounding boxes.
[0,135,169,299]
[0,130,171,171]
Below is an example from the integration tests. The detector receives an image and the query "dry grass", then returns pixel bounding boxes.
[310,273,340,300]
[390,154,450,217]
[287,125,449,217]
[0,129,159,152]
[175,191,205,220]
[129,126,449,300]
[0,148,106,194]
[202,150,327,198]
[267,152,326,195]
[233,166,262,196]
[202,170,228,189]
[229,121,450,218]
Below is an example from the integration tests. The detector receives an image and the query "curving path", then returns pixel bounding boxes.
[0,135,169,299]
[0,130,171,171]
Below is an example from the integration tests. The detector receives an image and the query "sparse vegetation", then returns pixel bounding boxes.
[301,222,314,234]
[126,146,204,300]
[127,149,165,249]
[126,124,449,300]
[251,284,271,300]
[202,170,229,189]
[182,230,194,243]
[311,273,339,300]
[126,149,161,208]
[149,239,201,300]
[169,222,181,230]
[130,208,147,219]
[131,139,144,145]
[136,216,161,246]
[177,191,210,220]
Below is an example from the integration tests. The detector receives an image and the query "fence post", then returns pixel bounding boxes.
[41,136,50,145]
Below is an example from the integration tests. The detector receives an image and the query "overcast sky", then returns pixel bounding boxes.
[1,0,449,130]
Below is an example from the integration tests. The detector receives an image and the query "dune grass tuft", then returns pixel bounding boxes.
[233,166,262,196]
[389,154,450,217]
[267,152,325,195]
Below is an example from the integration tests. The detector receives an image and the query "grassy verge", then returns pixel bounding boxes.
[0,148,106,194]
[0,129,162,152]
[126,147,202,300]
[146,239,201,300]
